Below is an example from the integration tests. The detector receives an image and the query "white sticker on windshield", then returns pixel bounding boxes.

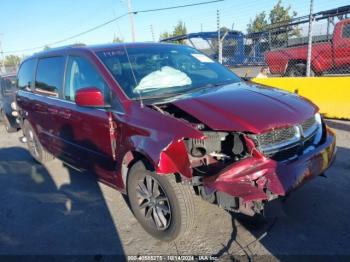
[191,53,214,63]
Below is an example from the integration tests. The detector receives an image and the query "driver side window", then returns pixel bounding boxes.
[65,56,107,101]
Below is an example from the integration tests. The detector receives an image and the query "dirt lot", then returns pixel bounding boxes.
[0,120,349,260]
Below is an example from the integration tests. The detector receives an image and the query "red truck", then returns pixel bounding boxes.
[265,18,350,76]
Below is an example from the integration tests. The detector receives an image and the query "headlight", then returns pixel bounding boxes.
[313,113,323,145]
[11,102,17,111]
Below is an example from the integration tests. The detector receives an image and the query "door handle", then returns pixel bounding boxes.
[48,108,58,115]
[59,109,72,119]
[34,103,46,112]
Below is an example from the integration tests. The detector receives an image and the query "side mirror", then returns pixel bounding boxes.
[75,87,107,108]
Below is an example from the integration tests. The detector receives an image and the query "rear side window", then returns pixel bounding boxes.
[35,57,65,97]
[18,59,36,91]
[64,56,108,101]
[343,23,350,38]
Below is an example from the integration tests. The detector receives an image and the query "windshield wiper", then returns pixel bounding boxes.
[133,92,184,101]
[186,80,236,94]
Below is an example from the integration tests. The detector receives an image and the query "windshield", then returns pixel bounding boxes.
[97,45,241,99]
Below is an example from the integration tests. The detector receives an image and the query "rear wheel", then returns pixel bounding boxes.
[23,120,54,164]
[285,63,316,77]
[127,161,195,241]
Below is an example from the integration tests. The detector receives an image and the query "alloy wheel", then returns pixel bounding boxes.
[27,129,40,158]
[136,175,171,230]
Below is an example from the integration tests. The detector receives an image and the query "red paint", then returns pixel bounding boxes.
[75,87,105,108]
[265,19,350,75]
[16,43,336,207]
[204,128,336,202]
[173,83,317,134]
[157,139,193,179]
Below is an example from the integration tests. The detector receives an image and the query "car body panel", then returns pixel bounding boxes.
[16,43,336,211]
[173,82,317,133]
[265,18,350,75]
[203,128,336,202]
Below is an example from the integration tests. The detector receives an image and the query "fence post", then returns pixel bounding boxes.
[306,0,314,77]
[217,9,222,64]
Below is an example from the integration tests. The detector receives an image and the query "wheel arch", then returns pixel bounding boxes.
[121,142,189,193]
[121,150,156,192]
[285,59,307,75]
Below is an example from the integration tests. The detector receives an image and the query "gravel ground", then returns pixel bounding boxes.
[0,120,349,261]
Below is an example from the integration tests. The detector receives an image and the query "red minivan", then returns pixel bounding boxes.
[16,43,336,241]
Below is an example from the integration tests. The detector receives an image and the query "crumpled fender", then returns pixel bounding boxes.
[117,103,204,183]
[156,139,193,179]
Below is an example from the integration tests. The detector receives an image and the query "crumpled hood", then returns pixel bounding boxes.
[172,82,317,134]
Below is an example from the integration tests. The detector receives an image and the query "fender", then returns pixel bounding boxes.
[156,138,192,179]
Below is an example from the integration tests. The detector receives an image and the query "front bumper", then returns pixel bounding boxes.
[203,127,336,204]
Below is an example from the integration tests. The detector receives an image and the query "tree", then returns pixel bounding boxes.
[159,21,187,43]
[4,55,21,67]
[269,0,297,26]
[247,12,269,34]
[43,45,50,51]
[247,0,300,46]
[173,21,187,38]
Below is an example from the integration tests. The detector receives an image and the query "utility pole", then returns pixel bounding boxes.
[127,0,136,42]
[150,25,155,42]
[306,0,314,77]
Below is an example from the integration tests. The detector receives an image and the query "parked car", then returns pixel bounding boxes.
[16,43,336,241]
[0,74,20,132]
[265,18,350,76]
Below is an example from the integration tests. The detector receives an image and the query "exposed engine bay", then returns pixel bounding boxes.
[152,103,248,169]
[149,103,334,216]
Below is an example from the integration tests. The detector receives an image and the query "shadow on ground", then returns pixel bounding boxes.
[216,146,350,260]
[1,128,349,259]
[0,146,125,258]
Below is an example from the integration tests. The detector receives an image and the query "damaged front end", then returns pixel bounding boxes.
[155,104,336,216]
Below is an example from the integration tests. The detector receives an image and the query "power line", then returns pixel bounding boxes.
[134,0,224,14]
[2,0,224,54]
[3,13,129,54]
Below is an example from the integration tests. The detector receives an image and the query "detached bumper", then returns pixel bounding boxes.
[203,127,336,203]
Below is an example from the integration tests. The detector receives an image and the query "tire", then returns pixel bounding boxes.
[127,161,195,241]
[23,119,54,164]
[1,111,17,133]
[285,63,315,77]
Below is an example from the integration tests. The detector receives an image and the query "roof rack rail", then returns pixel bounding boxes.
[33,43,87,55]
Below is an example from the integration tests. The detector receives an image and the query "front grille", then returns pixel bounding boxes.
[257,126,296,147]
[301,116,317,136]
[253,115,321,161]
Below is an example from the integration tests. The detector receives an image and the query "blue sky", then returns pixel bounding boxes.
[1,0,349,56]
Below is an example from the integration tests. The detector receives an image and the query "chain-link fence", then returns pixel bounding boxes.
[161,3,350,78]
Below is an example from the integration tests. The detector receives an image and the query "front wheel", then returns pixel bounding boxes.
[127,161,195,241]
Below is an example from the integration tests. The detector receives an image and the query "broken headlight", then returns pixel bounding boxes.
[185,131,246,160]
